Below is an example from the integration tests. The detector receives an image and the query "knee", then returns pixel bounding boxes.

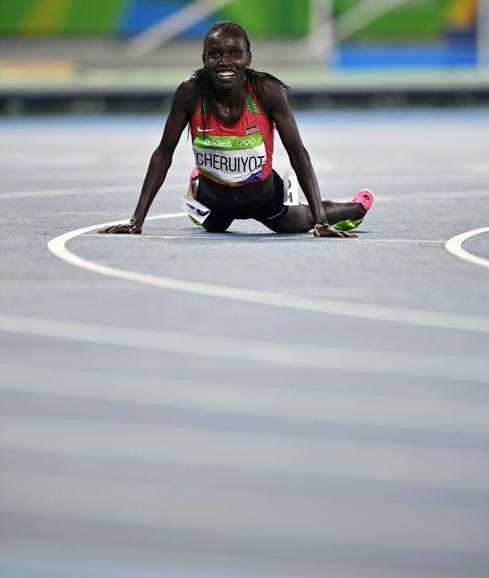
[203,219,232,232]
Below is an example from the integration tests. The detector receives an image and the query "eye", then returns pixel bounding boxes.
[231,49,241,57]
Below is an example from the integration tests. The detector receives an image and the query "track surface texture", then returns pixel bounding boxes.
[1,108,489,578]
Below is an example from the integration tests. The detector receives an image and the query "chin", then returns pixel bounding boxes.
[215,75,243,88]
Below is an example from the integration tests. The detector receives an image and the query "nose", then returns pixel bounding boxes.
[220,52,231,65]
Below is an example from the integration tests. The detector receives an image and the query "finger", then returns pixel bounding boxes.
[112,225,132,234]
[329,228,354,238]
[314,228,331,238]
[313,227,356,239]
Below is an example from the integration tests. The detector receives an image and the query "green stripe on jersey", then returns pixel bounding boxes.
[199,99,209,114]
[246,90,261,114]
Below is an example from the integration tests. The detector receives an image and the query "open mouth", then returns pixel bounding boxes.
[216,70,236,80]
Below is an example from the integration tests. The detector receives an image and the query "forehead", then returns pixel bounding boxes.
[205,29,247,51]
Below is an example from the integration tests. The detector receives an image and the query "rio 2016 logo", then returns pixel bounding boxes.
[203,139,231,148]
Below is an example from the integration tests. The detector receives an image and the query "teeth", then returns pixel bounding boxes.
[217,71,234,78]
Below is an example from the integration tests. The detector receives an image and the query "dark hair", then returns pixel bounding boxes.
[203,20,251,55]
[191,20,290,126]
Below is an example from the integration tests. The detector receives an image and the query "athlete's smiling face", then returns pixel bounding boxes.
[203,30,251,89]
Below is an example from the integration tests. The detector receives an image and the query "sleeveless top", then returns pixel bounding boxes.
[189,81,274,187]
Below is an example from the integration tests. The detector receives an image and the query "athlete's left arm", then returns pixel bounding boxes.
[262,79,355,238]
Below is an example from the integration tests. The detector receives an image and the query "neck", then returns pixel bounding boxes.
[214,76,246,104]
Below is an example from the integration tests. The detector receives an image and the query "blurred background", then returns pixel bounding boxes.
[1,0,488,112]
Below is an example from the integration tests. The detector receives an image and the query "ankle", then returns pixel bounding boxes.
[349,201,366,218]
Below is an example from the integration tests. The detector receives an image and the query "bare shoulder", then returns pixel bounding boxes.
[253,73,289,115]
[172,77,198,115]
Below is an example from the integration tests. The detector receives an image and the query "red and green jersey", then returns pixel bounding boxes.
[189,82,274,187]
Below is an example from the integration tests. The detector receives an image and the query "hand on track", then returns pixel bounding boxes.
[313,224,357,239]
[98,224,141,234]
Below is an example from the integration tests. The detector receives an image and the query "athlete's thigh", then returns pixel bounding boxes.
[263,204,313,234]
[194,184,233,232]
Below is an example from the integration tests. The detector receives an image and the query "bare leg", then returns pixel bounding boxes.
[263,201,365,234]
[322,200,366,225]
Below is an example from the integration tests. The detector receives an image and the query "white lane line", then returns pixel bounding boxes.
[3,364,488,435]
[86,234,446,243]
[332,173,489,186]
[3,184,489,201]
[1,314,489,382]
[0,153,99,166]
[445,227,489,271]
[365,189,489,202]
[0,280,142,290]
[47,215,489,334]
[0,185,133,200]
[0,167,189,182]
[2,471,489,553]
[0,183,184,200]
[2,416,489,492]
[356,239,444,243]
[465,163,489,173]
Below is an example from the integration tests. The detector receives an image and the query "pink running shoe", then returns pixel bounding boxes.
[188,167,199,198]
[352,189,374,211]
[332,188,374,231]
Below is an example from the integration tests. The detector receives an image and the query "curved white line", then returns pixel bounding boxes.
[47,214,489,334]
[445,227,489,271]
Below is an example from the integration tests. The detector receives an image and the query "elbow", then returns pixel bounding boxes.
[152,146,173,169]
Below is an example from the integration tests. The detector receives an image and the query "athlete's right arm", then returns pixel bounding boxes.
[99,80,195,234]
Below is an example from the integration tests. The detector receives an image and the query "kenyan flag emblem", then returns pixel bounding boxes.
[245,124,258,135]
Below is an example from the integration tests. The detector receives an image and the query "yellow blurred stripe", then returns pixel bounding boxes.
[446,0,477,29]
[23,0,69,35]
[0,59,75,80]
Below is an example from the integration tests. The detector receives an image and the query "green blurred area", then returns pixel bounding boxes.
[221,0,309,37]
[0,0,309,37]
[0,0,474,39]
[0,0,124,36]
[62,1,123,35]
[333,0,458,39]
[0,1,32,33]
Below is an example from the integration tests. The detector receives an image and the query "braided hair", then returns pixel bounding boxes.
[191,21,290,126]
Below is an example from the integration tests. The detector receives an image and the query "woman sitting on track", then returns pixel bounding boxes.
[99,20,373,238]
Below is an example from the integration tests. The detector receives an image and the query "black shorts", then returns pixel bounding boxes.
[195,170,288,224]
